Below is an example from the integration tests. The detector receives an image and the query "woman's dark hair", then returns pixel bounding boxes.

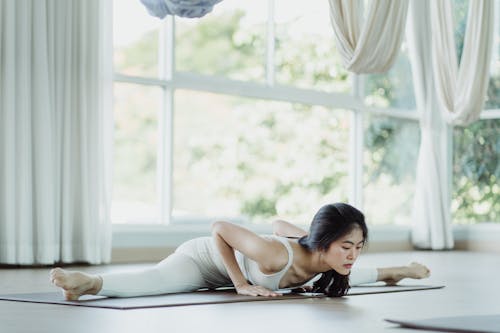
[298,202,368,297]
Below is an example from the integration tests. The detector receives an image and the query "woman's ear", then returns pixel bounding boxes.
[318,247,328,258]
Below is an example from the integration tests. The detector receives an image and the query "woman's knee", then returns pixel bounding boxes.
[155,253,206,289]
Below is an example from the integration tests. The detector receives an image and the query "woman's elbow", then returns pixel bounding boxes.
[271,220,282,235]
[211,220,229,235]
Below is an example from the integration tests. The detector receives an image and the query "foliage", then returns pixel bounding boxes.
[274,25,350,92]
[176,11,265,81]
[115,4,499,223]
[453,119,500,223]
[172,94,349,222]
[364,116,419,185]
[115,31,158,77]
[364,49,416,109]
[173,12,350,221]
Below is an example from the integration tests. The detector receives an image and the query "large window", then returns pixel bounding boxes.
[112,0,499,226]
[173,90,350,223]
[362,45,418,225]
[112,83,160,223]
[112,0,357,225]
[363,116,419,225]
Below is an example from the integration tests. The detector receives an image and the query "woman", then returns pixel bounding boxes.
[50,203,430,300]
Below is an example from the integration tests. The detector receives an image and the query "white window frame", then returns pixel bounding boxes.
[111,0,500,252]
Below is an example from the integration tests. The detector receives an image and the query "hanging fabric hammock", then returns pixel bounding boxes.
[140,0,223,18]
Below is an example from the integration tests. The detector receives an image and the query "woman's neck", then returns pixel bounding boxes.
[291,242,330,277]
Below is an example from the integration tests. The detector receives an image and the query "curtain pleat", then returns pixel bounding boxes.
[0,0,112,265]
[430,0,494,126]
[328,0,409,73]
[406,0,494,249]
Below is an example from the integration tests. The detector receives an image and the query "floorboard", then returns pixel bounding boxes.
[1,251,499,333]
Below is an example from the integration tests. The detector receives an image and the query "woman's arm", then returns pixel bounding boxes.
[272,219,308,238]
[350,262,431,286]
[211,221,285,296]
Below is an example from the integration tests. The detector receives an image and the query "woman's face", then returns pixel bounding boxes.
[322,227,365,275]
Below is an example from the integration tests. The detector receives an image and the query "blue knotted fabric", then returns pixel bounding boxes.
[140,0,223,18]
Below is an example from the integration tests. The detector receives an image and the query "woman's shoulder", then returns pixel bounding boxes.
[260,235,296,250]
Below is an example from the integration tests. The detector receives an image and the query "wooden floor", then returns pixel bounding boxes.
[1,250,499,333]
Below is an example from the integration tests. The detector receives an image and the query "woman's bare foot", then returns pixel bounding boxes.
[405,262,431,279]
[378,262,431,286]
[50,268,103,300]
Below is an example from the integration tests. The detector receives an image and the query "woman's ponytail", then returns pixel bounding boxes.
[311,270,350,297]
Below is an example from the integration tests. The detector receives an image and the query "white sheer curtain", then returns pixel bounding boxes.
[407,0,494,249]
[407,0,453,249]
[0,0,113,264]
[430,0,494,126]
[328,0,409,73]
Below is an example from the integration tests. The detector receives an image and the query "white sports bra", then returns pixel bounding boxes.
[235,235,294,291]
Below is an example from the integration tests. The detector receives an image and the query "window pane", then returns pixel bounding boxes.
[173,90,350,224]
[111,82,160,224]
[485,0,500,109]
[113,0,161,77]
[274,0,350,93]
[452,0,468,65]
[363,116,420,225]
[175,0,266,81]
[364,43,416,109]
[452,119,500,224]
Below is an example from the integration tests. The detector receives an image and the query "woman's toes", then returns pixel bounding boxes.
[50,269,65,287]
[63,290,80,301]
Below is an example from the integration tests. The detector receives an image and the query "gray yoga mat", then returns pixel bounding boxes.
[0,284,444,310]
[385,314,500,333]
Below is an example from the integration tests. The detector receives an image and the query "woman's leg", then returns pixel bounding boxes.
[99,253,206,297]
[51,253,207,299]
[375,262,431,285]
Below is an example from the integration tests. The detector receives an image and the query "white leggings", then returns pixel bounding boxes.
[98,252,378,297]
[98,253,208,297]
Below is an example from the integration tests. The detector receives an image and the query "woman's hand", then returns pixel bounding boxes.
[235,283,282,297]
